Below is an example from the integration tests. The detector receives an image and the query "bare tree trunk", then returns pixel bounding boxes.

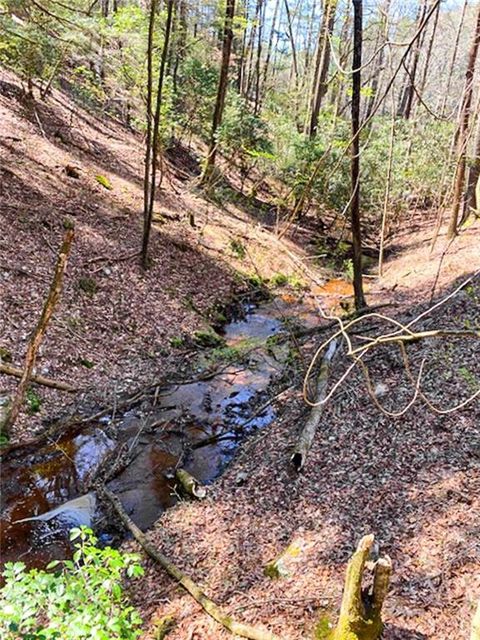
[447,2,480,239]
[237,1,250,96]
[462,102,480,222]
[141,0,174,268]
[283,0,299,89]
[202,0,235,182]
[441,0,468,116]
[397,0,427,119]
[141,0,157,267]
[364,0,391,121]
[309,0,337,139]
[259,0,280,107]
[253,0,265,115]
[415,0,440,104]
[350,0,366,310]
[330,535,392,640]
[2,226,74,435]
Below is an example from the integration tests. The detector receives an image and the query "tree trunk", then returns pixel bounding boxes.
[259,0,280,108]
[440,0,468,116]
[141,0,174,268]
[202,0,235,182]
[283,0,299,90]
[363,0,391,122]
[350,0,366,310]
[447,2,480,238]
[309,0,338,139]
[415,0,440,107]
[396,0,427,119]
[462,104,480,222]
[331,534,392,640]
[2,226,74,435]
[253,0,265,115]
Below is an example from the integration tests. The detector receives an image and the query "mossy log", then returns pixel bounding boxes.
[472,600,480,640]
[101,486,281,640]
[330,534,391,640]
[291,338,337,471]
[175,468,207,499]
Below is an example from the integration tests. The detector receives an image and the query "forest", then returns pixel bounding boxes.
[0,0,479,637]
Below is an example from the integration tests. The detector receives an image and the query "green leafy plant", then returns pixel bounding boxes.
[26,387,41,414]
[229,238,246,259]
[0,527,144,639]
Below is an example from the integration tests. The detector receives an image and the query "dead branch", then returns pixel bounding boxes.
[2,226,74,435]
[101,487,281,640]
[0,363,77,392]
[291,339,337,471]
[303,269,480,417]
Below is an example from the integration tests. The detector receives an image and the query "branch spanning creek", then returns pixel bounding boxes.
[0,295,322,569]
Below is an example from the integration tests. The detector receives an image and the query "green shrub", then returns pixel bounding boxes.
[0,527,144,640]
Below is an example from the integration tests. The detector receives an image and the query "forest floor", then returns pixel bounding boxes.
[1,69,480,639]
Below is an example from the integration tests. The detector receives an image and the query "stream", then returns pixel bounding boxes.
[0,293,330,570]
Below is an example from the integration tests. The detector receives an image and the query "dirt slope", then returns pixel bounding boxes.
[0,69,311,442]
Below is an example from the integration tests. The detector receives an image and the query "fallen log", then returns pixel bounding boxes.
[101,487,281,640]
[0,363,77,392]
[291,339,337,471]
[329,534,391,640]
[175,468,207,499]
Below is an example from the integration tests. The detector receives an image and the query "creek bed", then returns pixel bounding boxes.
[0,296,320,569]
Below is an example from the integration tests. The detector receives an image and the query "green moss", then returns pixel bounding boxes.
[95,174,113,190]
[0,346,12,363]
[78,277,98,296]
[193,330,225,348]
[315,615,334,639]
[79,358,95,369]
[229,238,246,260]
[270,273,289,287]
[154,614,175,639]
[169,336,185,349]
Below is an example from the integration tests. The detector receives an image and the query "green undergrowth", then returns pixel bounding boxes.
[0,527,144,639]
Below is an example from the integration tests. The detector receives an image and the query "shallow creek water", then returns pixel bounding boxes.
[0,295,327,569]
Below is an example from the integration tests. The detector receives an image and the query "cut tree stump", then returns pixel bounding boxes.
[328,534,391,640]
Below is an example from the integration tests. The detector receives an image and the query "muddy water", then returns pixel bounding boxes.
[0,297,321,570]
